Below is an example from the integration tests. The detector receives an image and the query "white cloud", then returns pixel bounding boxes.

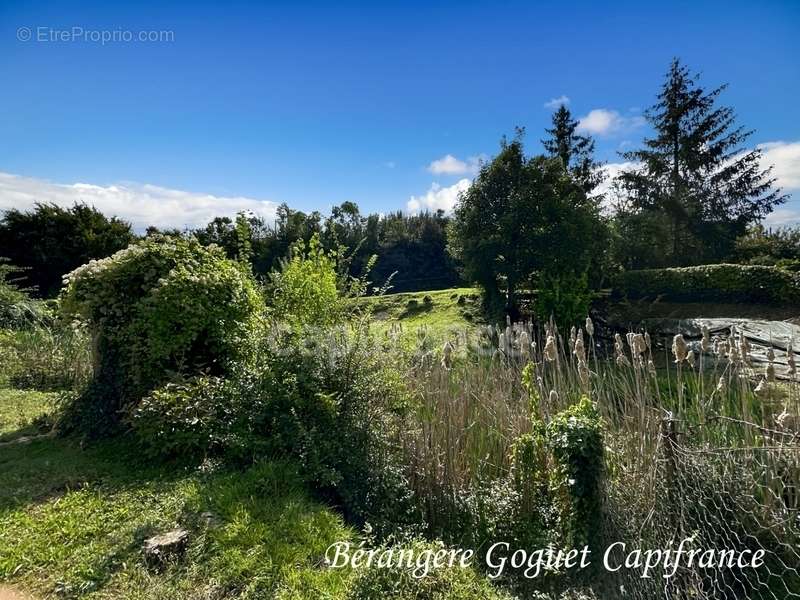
[383,161,397,169]
[544,95,570,109]
[407,179,471,214]
[593,161,638,213]
[0,171,279,232]
[576,109,645,136]
[427,154,484,176]
[759,141,800,191]
[764,207,800,226]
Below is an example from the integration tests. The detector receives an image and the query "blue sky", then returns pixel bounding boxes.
[1,0,799,230]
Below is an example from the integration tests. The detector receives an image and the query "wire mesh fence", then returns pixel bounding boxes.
[603,416,800,599]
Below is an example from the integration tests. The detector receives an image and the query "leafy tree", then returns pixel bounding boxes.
[542,104,604,196]
[616,59,786,266]
[0,203,135,297]
[735,224,800,267]
[449,131,603,320]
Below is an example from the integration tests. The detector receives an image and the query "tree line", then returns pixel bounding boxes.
[1,59,795,319]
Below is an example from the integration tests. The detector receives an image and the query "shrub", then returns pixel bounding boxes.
[614,263,800,305]
[243,326,419,535]
[268,233,345,329]
[131,375,234,459]
[58,235,262,437]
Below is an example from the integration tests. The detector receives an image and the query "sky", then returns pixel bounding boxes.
[1,0,799,231]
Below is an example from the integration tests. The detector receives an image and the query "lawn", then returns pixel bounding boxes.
[0,388,355,600]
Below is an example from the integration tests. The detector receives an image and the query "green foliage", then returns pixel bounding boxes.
[269,233,345,328]
[615,263,800,305]
[0,261,53,329]
[241,328,419,534]
[535,271,592,329]
[0,203,135,298]
[58,235,262,436]
[131,376,233,459]
[128,323,419,535]
[507,397,604,554]
[734,224,800,266]
[0,396,355,600]
[449,131,604,318]
[347,539,513,600]
[547,397,604,551]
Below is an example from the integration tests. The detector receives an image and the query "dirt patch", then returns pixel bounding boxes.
[0,585,36,600]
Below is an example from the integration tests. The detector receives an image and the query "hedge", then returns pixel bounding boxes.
[613,264,800,306]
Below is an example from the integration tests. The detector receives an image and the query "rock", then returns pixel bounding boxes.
[143,528,189,566]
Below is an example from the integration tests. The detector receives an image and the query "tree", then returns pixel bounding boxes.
[448,130,603,320]
[0,203,135,298]
[616,59,785,266]
[542,104,604,197]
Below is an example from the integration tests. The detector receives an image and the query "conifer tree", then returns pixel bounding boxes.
[542,104,604,197]
[617,59,785,265]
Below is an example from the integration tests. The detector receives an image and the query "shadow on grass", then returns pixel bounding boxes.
[0,430,353,599]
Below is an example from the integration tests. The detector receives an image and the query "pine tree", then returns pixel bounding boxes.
[542,104,604,197]
[617,59,785,265]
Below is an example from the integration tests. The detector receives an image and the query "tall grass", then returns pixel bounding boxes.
[0,324,92,391]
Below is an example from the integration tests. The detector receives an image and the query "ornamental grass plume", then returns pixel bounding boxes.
[766,362,776,383]
[578,359,590,390]
[672,334,689,363]
[585,316,594,337]
[739,333,751,363]
[441,341,455,370]
[614,333,631,367]
[574,336,586,363]
[788,346,797,377]
[630,333,647,358]
[701,325,711,352]
[518,330,531,360]
[543,335,557,362]
[754,377,768,395]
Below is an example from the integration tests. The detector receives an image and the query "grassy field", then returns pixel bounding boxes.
[360,287,483,343]
[0,388,355,600]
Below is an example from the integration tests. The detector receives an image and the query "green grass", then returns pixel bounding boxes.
[360,287,483,343]
[0,388,58,438]
[0,388,356,599]
[0,387,512,600]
